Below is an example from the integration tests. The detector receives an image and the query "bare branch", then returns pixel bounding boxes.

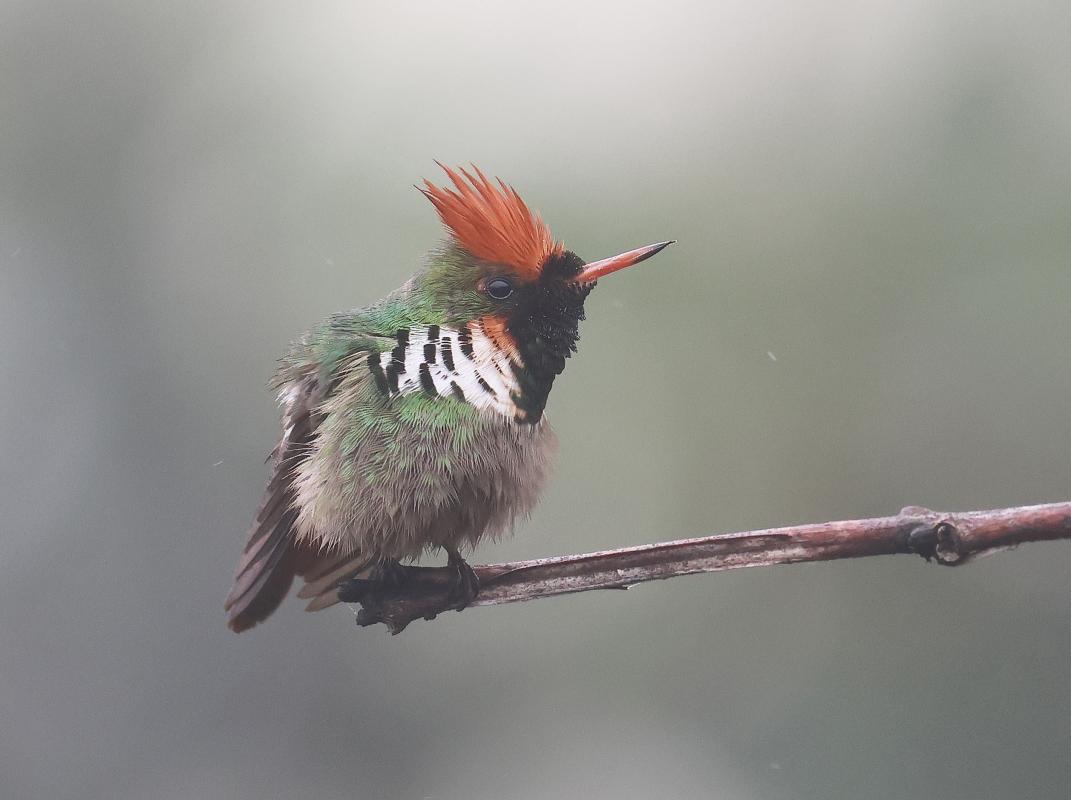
[338,501,1071,634]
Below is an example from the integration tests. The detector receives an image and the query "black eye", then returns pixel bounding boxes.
[485,277,514,300]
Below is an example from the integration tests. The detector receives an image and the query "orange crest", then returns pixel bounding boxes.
[421,164,563,277]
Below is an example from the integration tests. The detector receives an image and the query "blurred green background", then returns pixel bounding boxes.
[3,1,1071,798]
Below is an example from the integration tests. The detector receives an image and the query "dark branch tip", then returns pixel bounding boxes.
[906,523,938,562]
[906,517,967,566]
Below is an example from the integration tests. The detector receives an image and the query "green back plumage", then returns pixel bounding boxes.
[277,244,494,384]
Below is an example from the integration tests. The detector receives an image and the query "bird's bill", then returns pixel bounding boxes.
[571,240,675,283]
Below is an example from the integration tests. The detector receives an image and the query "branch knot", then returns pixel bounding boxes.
[904,510,969,566]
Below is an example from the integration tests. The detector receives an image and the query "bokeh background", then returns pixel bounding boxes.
[4,1,1071,798]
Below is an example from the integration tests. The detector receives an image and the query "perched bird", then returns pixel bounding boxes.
[225,165,672,632]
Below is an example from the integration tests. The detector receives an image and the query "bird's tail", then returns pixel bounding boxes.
[296,553,374,611]
[225,498,372,630]
[225,541,372,632]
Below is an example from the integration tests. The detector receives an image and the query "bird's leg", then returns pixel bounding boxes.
[444,544,481,609]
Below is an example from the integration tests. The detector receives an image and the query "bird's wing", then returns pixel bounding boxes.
[226,314,399,631]
[224,372,324,632]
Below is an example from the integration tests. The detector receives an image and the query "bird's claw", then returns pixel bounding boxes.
[446,549,481,610]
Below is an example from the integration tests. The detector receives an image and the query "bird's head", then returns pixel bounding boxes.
[414,164,672,421]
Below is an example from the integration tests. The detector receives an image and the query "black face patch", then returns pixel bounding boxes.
[506,250,593,422]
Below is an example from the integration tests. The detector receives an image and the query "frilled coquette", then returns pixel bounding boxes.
[225,165,672,632]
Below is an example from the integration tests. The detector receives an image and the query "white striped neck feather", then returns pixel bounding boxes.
[368,319,534,422]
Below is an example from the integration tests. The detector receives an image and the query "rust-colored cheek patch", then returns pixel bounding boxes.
[479,314,521,363]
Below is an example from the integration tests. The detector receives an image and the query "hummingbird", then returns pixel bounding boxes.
[225,164,672,632]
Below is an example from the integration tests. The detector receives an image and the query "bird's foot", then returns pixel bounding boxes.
[372,558,415,591]
[338,558,415,603]
[338,551,481,631]
[445,546,481,611]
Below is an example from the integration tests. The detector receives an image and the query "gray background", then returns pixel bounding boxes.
[3,1,1071,798]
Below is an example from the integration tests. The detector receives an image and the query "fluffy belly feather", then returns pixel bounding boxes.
[291,398,557,560]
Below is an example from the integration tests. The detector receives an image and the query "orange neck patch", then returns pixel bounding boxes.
[476,314,520,362]
[421,164,563,278]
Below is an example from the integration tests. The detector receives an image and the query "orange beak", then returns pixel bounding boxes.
[571,240,674,283]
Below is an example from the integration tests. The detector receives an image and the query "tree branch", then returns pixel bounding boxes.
[338,501,1071,634]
